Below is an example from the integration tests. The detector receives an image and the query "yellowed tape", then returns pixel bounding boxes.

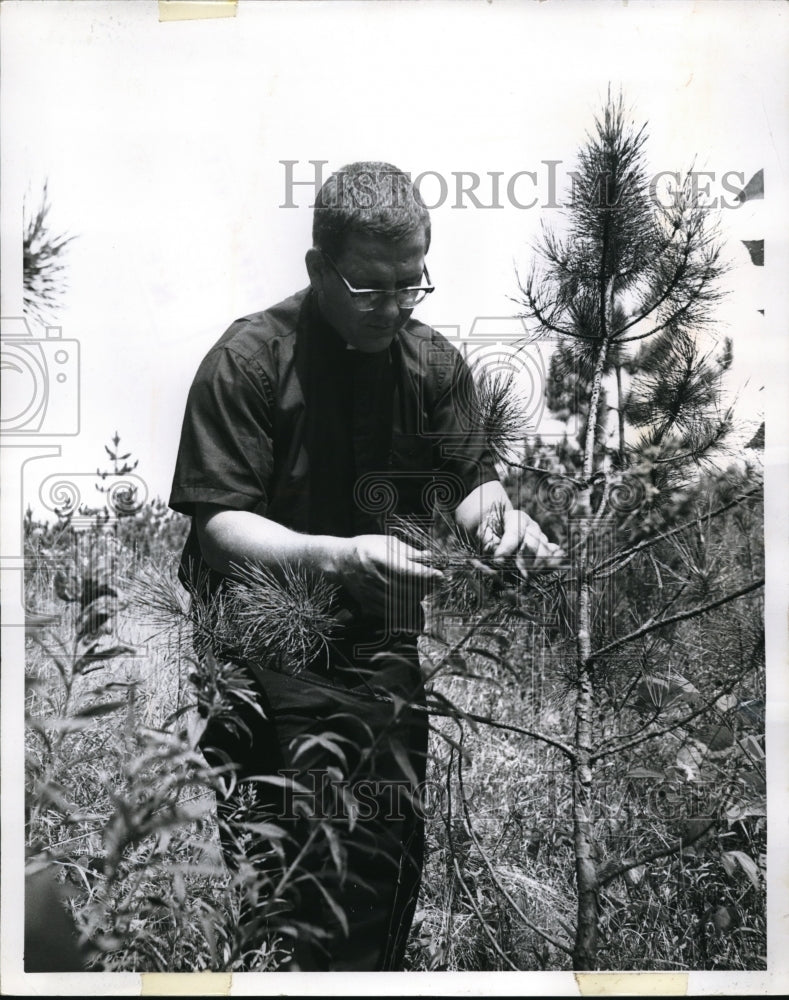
[141,972,233,996]
[159,1,237,21]
[575,972,689,996]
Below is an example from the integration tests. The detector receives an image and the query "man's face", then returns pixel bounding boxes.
[308,230,428,353]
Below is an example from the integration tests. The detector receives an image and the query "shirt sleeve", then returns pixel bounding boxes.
[430,344,501,502]
[169,343,275,518]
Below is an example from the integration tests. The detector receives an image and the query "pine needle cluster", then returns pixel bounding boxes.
[130,558,341,677]
[23,180,76,324]
[471,364,531,465]
[224,561,340,673]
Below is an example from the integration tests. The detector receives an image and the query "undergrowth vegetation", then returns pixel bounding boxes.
[22,463,765,972]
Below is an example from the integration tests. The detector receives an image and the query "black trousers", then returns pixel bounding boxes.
[200,631,428,971]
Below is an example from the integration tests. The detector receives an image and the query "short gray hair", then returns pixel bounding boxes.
[313,162,431,258]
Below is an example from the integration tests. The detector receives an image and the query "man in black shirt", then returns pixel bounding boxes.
[170,162,559,970]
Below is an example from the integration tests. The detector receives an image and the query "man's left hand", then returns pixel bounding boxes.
[480,508,564,578]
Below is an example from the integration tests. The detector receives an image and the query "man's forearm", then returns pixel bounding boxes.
[195,504,348,582]
[194,504,444,618]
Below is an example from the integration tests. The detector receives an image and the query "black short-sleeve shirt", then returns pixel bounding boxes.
[170,288,499,589]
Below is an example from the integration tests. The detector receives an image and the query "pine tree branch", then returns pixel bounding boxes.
[613,235,693,336]
[615,264,725,344]
[425,700,575,759]
[614,222,686,287]
[518,277,601,342]
[597,819,717,888]
[507,461,585,487]
[647,579,689,625]
[587,578,763,663]
[591,488,762,577]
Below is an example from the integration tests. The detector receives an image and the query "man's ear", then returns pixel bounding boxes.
[305,248,325,291]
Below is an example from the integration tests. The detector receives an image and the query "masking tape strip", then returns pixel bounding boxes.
[575,972,689,995]
[159,1,237,21]
[141,972,233,995]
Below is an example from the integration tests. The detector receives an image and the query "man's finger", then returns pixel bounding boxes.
[492,510,564,566]
[479,521,501,553]
[386,545,444,581]
[492,512,522,561]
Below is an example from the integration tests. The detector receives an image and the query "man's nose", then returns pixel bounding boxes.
[375,293,404,323]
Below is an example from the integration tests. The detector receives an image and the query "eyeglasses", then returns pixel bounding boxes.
[322,253,434,312]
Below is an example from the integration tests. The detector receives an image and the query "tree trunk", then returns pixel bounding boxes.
[571,275,614,969]
[615,363,626,466]
[572,626,599,970]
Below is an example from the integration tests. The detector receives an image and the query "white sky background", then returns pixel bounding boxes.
[2,1,788,994]
[1,0,784,509]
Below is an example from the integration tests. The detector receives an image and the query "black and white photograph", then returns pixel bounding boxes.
[1,0,787,994]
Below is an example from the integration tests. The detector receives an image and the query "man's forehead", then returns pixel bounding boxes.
[336,232,427,274]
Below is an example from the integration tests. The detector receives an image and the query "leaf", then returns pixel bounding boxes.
[426,689,478,731]
[198,914,218,965]
[695,722,735,753]
[714,692,738,713]
[76,599,115,640]
[72,699,127,719]
[53,569,80,602]
[724,796,766,822]
[674,743,703,782]
[242,773,313,797]
[236,821,289,841]
[388,737,420,788]
[624,865,646,887]
[388,691,407,719]
[720,852,736,878]
[88,680,136,696]
[632,672,700,714]
[185,711,208,748]
[738,734,765,761]
[75,644,135,674]
[290,732,351,768]
[34,716,92,736]
[305,873,349,938]
[319,820,345,875]
[722,850,761,892]
[37,779,79,814]
[335,782,359,833]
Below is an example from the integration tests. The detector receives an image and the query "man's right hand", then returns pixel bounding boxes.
[336,534,445,620]
[195,506,444,623]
